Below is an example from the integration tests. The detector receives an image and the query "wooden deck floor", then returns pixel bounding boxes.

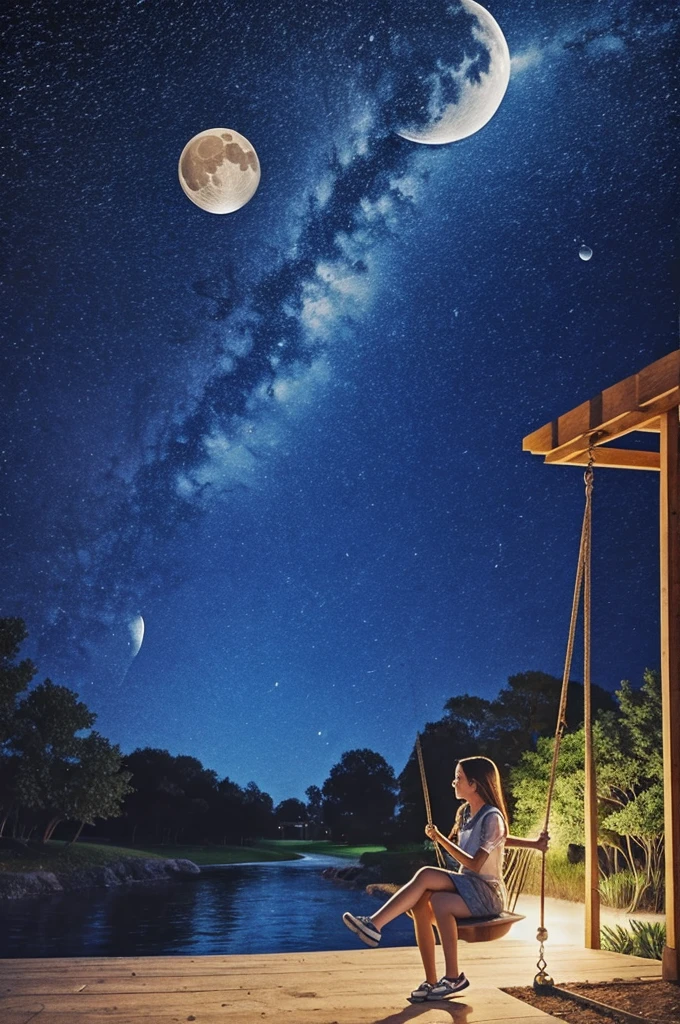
[1,941,661,1024]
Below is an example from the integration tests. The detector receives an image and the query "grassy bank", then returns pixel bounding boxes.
[0,840,166,874]
[0,837,394,878]
[132,843,303,865]
[257,839,387,859]
[0,839,303,874]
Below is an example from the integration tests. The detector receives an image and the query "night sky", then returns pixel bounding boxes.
[2,0,677,804]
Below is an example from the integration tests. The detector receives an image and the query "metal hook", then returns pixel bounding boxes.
[584,436,597,489]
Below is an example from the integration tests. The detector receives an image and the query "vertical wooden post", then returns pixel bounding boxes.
[583,474,600,949]
[660,409,680,981]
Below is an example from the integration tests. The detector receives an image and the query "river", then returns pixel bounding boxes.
[0,855,416,958]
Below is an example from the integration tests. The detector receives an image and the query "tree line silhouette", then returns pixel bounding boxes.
[2,612,663,905]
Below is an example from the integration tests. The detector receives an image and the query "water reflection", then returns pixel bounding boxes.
[0,855,416,958]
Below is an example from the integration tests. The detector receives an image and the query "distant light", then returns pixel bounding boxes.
[579,244,593,262]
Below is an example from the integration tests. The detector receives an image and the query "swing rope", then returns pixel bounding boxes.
[409,456,594,958]
[411,453,595,960]
[415,732,446,868]
[534,455,594,990]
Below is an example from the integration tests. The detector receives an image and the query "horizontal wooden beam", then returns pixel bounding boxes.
[545,448,660,471]
[523,350,680,462]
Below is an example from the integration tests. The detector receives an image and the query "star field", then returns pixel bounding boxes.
[1,0,677,802]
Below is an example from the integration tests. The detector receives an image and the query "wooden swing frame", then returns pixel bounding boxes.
[523,348,680,982]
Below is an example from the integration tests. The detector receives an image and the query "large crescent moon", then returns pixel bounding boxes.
[397,0,510,146]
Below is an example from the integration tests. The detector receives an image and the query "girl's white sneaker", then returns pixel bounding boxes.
[428,973,470,999]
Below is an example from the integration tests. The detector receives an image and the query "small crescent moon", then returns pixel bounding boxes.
[129,615,145,658]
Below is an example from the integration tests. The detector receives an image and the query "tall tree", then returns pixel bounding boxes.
[0,618,36,835]
[495,671,615,761]
[275,798,307,823]
[10,679,136,842]
[397,718,473,840]
[397,672,617,842]
[214,776,250,844]
[241,781,276,839]
[509,670,664,911]
[65,732,134,843]
[322,748,398,843]
[122,748,205,844]
[0,618,36,741]
[305,784,323,826]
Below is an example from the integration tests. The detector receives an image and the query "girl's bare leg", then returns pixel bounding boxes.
[411,892,438,984]
[430,891,472,979]
[371,868,456,931]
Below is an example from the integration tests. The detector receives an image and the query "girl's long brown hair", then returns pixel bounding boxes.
[449,756,509,840]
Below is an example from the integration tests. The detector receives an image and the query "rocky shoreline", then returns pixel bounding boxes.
[322,863,376,886]
[0,857,200,900]
[321,850,433,891]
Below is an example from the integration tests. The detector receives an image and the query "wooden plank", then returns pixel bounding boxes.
[557,399,592,448]
[0,987,561,1022]
[0,944,661,1024]
[639,350,680,406]
[546,448,660,471]
[601,373,639,424]
[660,410,680,982]
[0,1007,543,1024]
[522,350,680,458]
[533,401,675,463]
[0,996,560,1024]
[522,422,556,455]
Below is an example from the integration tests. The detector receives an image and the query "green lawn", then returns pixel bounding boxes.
[0,837,388,876]
[138,843,302,865]
[257,839,386,858]
[0,839,300,874]
[0,840,166,874]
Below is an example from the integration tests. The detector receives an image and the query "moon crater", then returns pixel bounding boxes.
[179,129,260,214]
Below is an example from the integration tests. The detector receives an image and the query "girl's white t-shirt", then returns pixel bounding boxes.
[456,804,507,881]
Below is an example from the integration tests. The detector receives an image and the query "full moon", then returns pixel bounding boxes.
[396,0,510,145]
[178,129,260,214]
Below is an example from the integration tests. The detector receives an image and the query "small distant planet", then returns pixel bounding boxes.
[178,128,260,214]
[579,244,593,262]
[128,614,145,658]
[396,0,510,145]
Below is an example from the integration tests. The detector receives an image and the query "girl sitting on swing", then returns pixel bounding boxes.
[342,755,549,1002]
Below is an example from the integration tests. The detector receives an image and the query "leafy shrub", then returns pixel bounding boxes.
[601,919,665,960]
[520,848,585,902]
[599,869,642,911]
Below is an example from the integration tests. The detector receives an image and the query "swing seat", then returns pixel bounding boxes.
[457,910,525,943]
[365,883,525,943]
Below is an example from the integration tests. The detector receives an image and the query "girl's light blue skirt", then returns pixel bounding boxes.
[446,867,505,918]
